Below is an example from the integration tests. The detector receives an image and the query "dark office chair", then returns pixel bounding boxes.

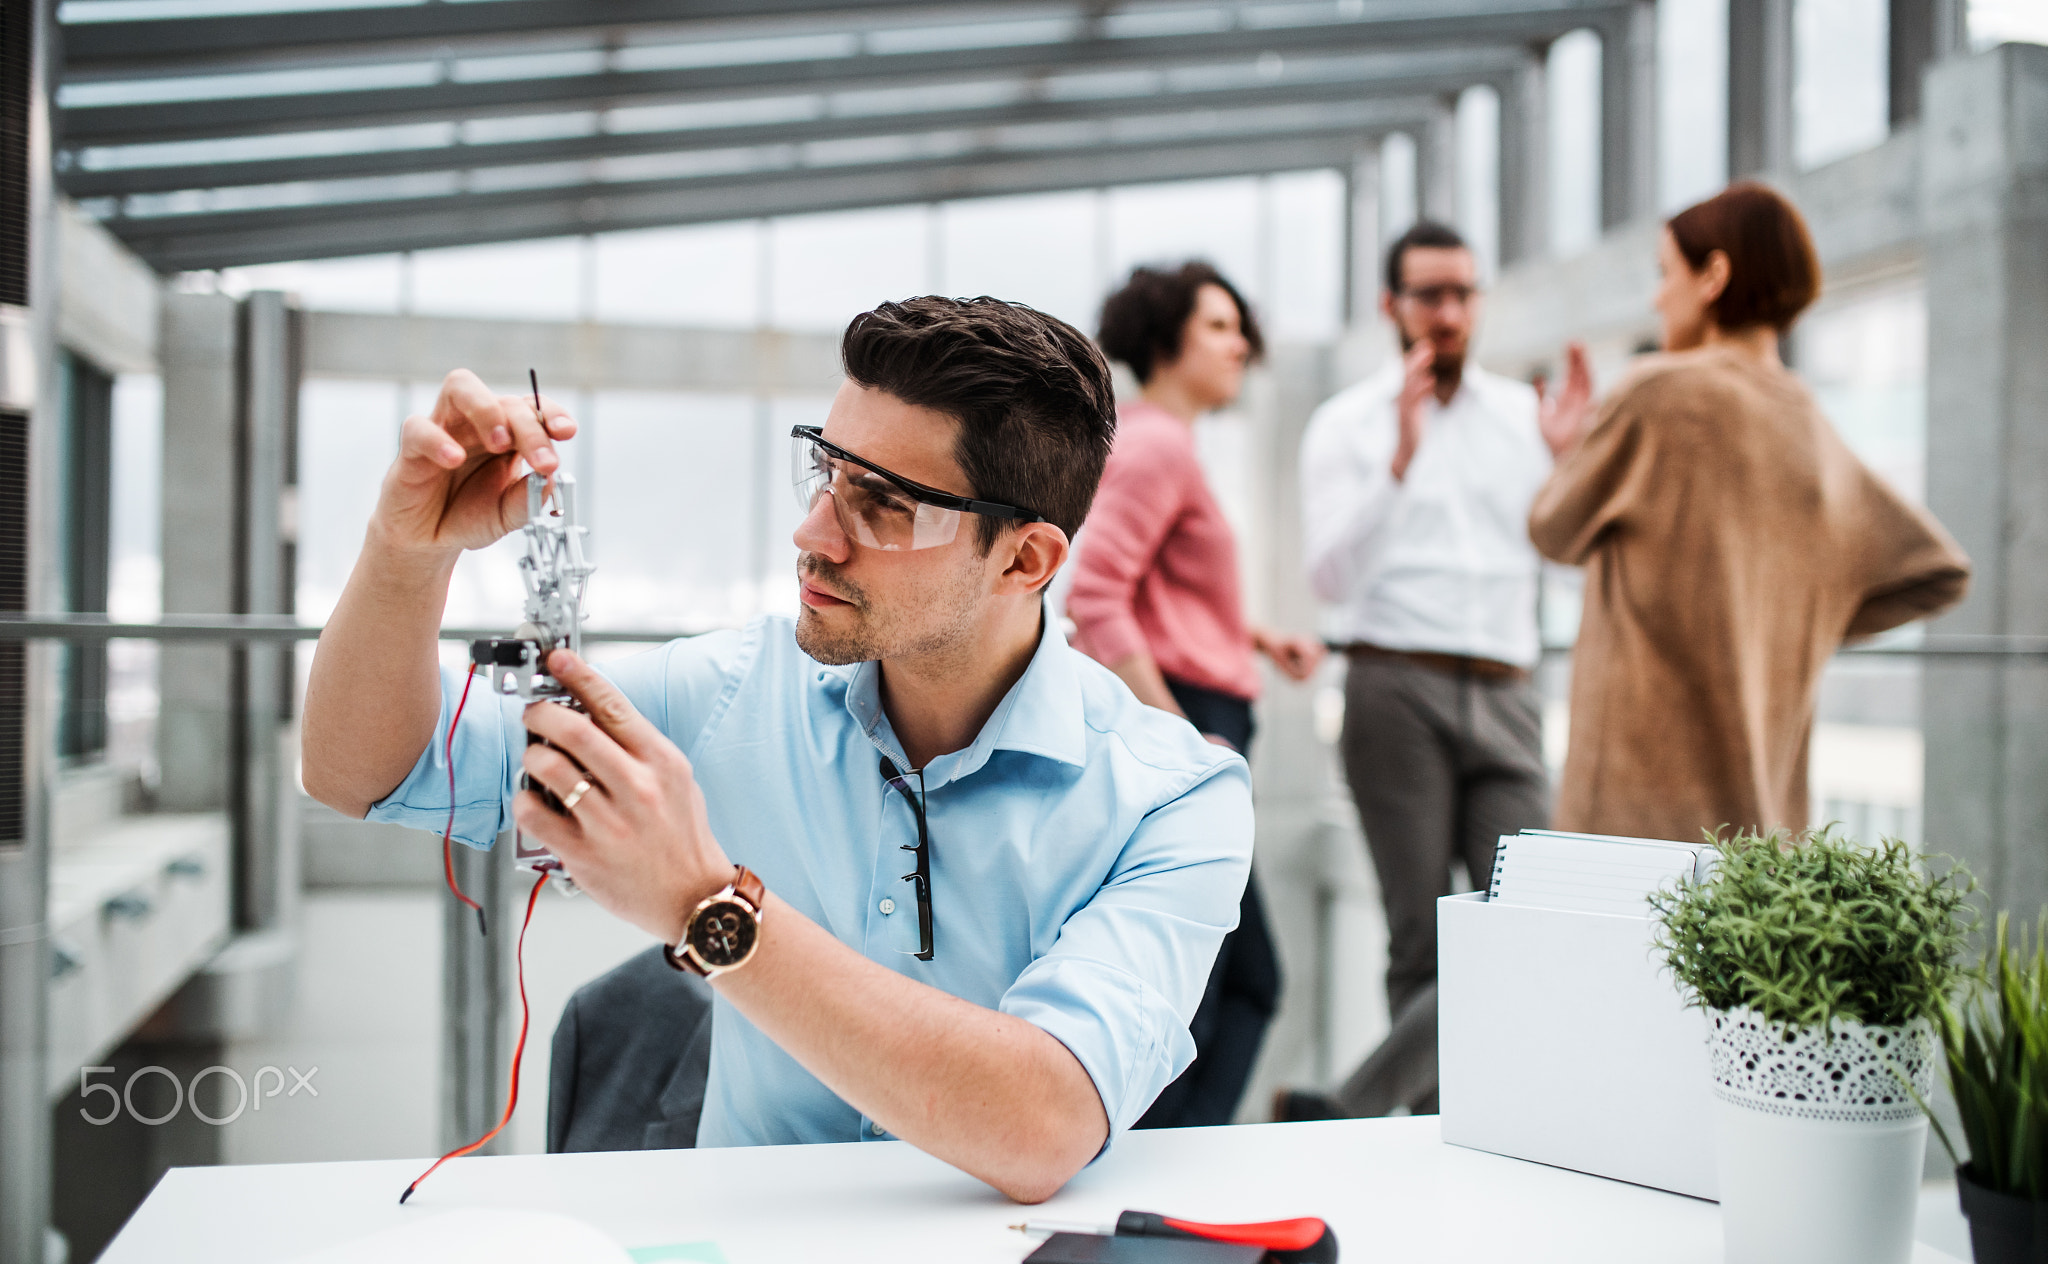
[547,946,715,1152]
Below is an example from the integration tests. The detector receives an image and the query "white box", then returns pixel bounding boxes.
[1437,891,1718,1200]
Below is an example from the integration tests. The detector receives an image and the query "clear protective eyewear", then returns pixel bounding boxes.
[790,425,1045,552]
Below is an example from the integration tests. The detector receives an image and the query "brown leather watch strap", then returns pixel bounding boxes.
[732,865,765,914]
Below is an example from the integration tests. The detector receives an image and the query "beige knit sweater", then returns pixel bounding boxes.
[1529,345,1970,841]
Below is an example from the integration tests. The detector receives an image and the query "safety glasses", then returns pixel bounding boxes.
[791,425,1044,552]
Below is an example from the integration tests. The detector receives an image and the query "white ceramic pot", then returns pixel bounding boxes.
[1706,1006,1934,1264]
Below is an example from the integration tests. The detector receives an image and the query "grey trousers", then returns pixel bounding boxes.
[1336,981,1439,1117]
[1339,652,1550,1020]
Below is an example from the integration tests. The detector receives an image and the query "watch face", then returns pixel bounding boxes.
[688,898,758,968]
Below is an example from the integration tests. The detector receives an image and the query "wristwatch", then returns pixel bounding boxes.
[664,866,768,978]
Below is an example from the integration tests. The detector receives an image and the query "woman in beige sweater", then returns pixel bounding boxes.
[1530,182,1969,841]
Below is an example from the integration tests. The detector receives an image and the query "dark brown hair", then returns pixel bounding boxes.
[840,296,1116,551]
[1096,261,1264,385]
[1383,219,1468,294]
[1667,181,1821,332]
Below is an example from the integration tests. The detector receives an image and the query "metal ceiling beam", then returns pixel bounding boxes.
[60,54,1518,199]
[105,98,1429,243]
[61,0,1619,81]
[109,125,1409,271]
[61,0,998,79]
[58,6,1617,147]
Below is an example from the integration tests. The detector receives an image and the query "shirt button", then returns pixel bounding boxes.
[878,898,896,915]
[870,1121,887,1136]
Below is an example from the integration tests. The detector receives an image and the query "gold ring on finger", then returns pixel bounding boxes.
[562,779,592,811]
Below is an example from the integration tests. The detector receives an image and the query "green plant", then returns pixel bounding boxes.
[1929,913,2048,1199]
[1648,828,1972,1030]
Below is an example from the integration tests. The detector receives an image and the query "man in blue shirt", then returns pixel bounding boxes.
[302,297,1254,1203]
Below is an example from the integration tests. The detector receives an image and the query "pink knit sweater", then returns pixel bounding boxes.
[1067,400,1261,702]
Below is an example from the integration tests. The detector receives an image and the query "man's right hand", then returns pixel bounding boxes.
[371,369,577,557]
[1390,341,1434,482]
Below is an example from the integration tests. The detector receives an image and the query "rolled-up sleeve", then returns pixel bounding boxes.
[364,628,754,850]
[364,664,523,850]
[997,756,1254,1138]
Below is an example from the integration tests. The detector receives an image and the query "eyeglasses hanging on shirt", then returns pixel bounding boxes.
[878,757,935,961]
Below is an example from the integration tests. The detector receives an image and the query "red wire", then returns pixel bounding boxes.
[400,867,548,1205]
[442,666,486,935]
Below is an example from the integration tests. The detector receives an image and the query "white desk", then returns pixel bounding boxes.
[103,1117,1966,1264]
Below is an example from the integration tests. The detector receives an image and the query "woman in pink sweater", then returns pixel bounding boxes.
[1069,261,1323,1127]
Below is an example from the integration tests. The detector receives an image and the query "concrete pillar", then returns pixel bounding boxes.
[157,290,300,929]
[1342,148,1382,327]
[1728,0,1794,178]
[1498,47,1551,267]
[1236,341,1352,1118]
[1379,132,1419,244]
[1598,1,1656,228]
[157,293,238,815]
[1921,44,2048,925]
[232,292,297,933]
[1888,0,1968,128]
[441,837,510,1153]
[1416,105,1459,226]
[0,2,58,1261]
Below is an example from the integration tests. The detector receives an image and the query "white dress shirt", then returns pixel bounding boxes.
[1299,361,1553,669]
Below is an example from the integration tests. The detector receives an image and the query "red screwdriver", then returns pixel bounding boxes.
[1013,1210,1338,1263]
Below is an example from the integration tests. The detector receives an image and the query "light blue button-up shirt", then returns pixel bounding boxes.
[368,612,1253,1149]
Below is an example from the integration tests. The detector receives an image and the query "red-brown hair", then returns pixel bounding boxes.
[1667,181,1821,332]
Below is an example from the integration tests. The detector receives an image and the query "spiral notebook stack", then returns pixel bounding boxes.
[1484,829,1715,917]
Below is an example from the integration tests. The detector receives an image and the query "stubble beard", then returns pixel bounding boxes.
[793,551,985,667]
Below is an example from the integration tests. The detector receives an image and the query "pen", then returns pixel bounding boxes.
[1011,1210,1338,1263]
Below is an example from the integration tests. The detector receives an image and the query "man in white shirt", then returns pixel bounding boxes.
[1282,222,1587,1118]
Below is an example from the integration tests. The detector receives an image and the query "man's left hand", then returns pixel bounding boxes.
[516,649,733,944]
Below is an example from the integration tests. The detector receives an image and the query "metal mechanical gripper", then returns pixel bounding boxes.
[469,471,596,887]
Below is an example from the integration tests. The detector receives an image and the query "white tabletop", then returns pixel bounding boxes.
[103,1117,1966,1264]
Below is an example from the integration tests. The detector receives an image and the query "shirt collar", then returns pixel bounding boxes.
[840,603,1089,787]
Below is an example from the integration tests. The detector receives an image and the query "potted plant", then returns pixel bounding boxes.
[1927,913,2048,1264]
[1649,828,1972,1264]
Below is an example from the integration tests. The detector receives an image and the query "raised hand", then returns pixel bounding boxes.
[1536,341,1595,459]
[1390,341,1435,482]
[370,369,577,557]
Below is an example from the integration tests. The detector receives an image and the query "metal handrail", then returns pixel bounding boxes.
[1536,634,2048,661]
[5,613,2048,658]
[0,612,696,643]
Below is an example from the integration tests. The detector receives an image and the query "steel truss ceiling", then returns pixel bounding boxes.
[55,0,1630,270]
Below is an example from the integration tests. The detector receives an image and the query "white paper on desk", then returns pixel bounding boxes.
[283,1208,634,1264]
[1486,831,1709,915]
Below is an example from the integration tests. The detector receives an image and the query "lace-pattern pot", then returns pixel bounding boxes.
[1706,1005,1934,1123]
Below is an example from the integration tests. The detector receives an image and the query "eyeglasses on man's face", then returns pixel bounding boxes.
[790,425,1044,553]
[1398,283,1480,310]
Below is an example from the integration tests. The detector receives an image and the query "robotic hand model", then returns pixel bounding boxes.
[470,470,595,887]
